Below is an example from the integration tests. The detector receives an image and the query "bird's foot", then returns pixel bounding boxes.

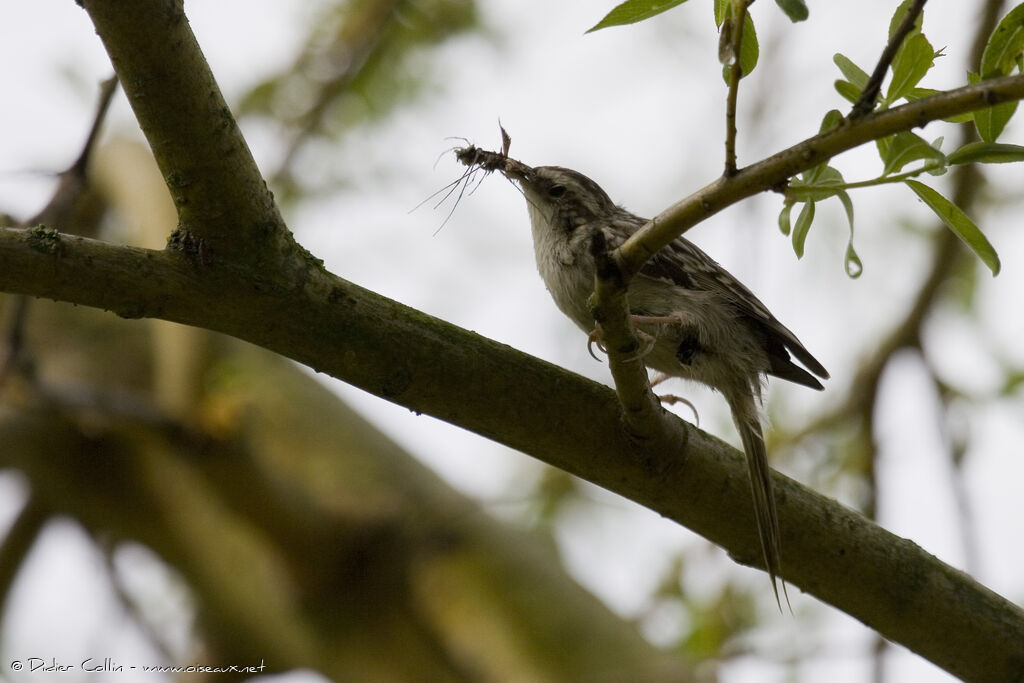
[587,322,657,363]
[587,325,608,361]
[587,314,680,364]
[656,392,700,425]
[649,373,700,424]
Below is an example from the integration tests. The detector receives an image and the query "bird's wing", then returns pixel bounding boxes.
[639,238,829,385]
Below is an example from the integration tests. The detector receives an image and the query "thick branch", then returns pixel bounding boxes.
[1,228,1023,680]
[78,0,292,267]
[617,73,1024,277]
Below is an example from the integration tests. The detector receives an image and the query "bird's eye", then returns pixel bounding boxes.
[548,184,566,198]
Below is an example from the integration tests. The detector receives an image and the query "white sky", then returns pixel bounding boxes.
[2,2,1023,682]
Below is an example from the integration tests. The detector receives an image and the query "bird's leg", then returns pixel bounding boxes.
[623,313,685,363]
[623,327,659,363]
[649,372,670,389]
[630,314,684,327]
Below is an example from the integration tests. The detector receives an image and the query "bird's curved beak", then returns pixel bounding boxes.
[496,157,534,184]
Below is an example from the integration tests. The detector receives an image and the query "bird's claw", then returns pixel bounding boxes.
[587,323,657,363]
[657,393,700,425]
[587,326,608,361]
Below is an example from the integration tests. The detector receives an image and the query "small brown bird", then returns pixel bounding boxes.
[457,146,828,605]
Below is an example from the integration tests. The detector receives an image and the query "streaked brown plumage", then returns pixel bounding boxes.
[457,147,828,605]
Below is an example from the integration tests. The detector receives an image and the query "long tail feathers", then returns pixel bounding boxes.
[730,392,790,611]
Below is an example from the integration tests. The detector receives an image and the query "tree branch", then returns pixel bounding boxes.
[78,0,294,269]
[588,232,679,443]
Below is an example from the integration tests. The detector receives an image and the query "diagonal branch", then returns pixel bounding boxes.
[78,0,294,269]
[588,231,679,443]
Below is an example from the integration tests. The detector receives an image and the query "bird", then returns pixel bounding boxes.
[457,147,828,605]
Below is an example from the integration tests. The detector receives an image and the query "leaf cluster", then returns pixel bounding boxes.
[587,0,807,34]
[590,0,1024,278]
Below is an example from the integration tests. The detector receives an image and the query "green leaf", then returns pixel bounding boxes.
[788,167,860,275]
[791,165,846,201]
[888,0,924,40]
[792,200,815,258]
[833,53,869,90]
[774,0,808,22]
[778,201,794,236]
[834,80,862,103]
[886,33,935,104]
[836,190,863,278]
[713,0,727,27]
[980,3,1024,77]
[943,112,977,124]
[722,12,759,83]
[905,180,1001,275]
[974,100,1018,141]
[877,131,946,175]
[587,0,691,32]
[969,70,1020,141]
[948,141,1024,165]
[820,109,844,133]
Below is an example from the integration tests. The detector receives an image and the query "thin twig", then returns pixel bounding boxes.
[724,0,753,175]
[27,75,118,228]
[851,0,929,118]
[2,76,119,389]
[69,76,119,179]
[269,0,402,187]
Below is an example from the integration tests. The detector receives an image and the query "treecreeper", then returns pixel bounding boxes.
[455,142,828,606]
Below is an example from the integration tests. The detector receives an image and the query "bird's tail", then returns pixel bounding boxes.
[727,390,788,610]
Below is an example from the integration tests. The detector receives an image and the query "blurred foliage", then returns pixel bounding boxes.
[238,0,478,200]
